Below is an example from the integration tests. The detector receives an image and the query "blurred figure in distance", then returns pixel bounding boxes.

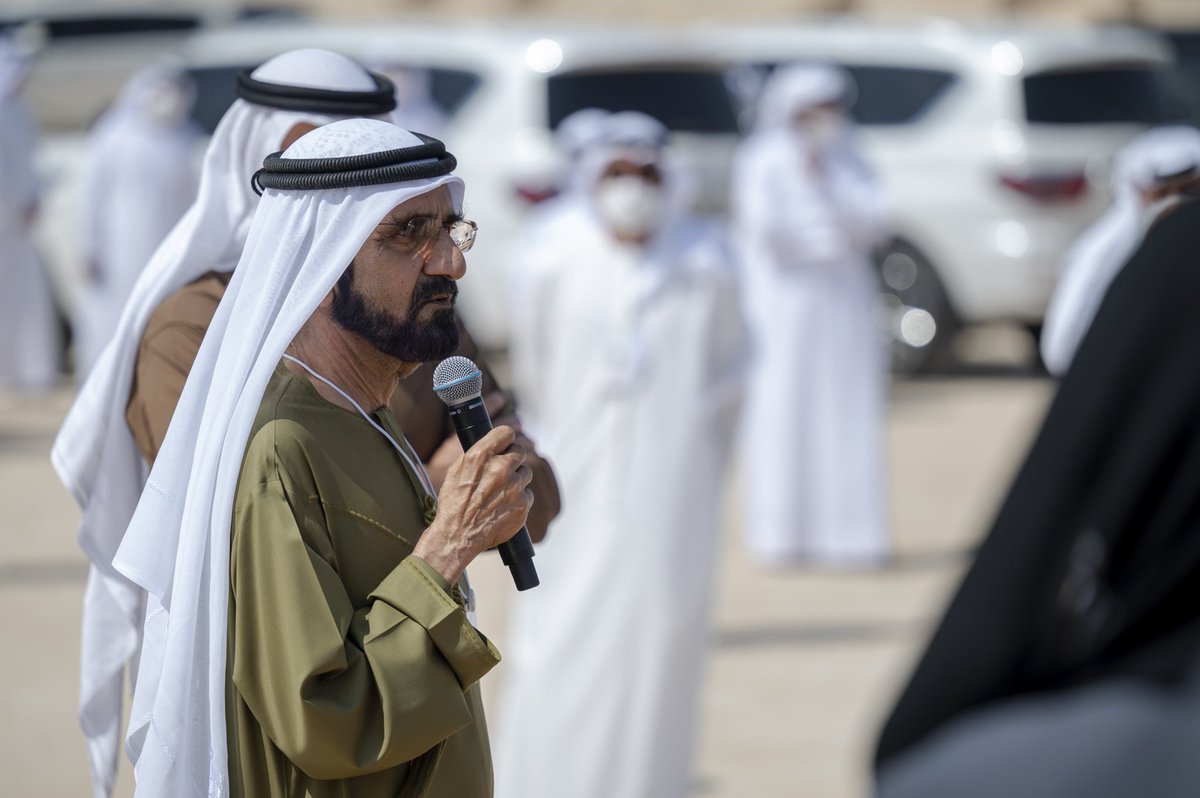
[0,31,60,393]
[732,62,892,568]
[498,111,746,798]
[76,61,201,376]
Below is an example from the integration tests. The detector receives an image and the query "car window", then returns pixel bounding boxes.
[843,65,956,125]
[547,68,740,133]
[1023,65,1185,124]
[1163,32,1200,126]
[188,65,246,135]
[185,64,482,136]
[0,15,201,38]
[426,68,481,118]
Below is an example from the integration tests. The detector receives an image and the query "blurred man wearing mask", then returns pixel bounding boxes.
[76,61,201,376]
[111,117,531,798]
[0,31,60,392]
[1040,125,1200,377]
[733,62,891,568]
[53,48,556,798]
[499,111,746,798]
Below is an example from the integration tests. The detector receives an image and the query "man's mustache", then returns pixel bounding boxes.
[410,276,459,310]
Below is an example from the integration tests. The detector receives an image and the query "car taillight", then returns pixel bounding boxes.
[999,172,1088,202]
[515,184,559,204]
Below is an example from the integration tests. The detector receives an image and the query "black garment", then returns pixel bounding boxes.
[876,200,1200,767]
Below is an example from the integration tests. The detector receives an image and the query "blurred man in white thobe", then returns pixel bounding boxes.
[1040,125,1200,377]
[0,33,59,392]
[497,111,746,798]
[76,62,200,375]
[733,62,891,568]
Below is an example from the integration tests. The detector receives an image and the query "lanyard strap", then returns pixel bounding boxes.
[281,354,475,615]
[282,354,437,499]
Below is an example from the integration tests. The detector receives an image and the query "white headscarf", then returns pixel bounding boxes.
[556,107,611,163]
[50,48,386,798]
[112,118,463,797]
[1041,125,1200,376]
[753,62,853,132]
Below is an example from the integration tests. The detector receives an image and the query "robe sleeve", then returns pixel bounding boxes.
[125,321,200,465]
[823,151,891,253]
[229,477,501,781]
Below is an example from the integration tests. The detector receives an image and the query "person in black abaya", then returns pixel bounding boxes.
[875,198,1200,798]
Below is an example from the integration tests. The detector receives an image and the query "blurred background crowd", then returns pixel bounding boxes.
[3,1,1200,797]
[2,1,1199,379]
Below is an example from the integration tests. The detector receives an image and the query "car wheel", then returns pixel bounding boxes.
[873,241,957,375]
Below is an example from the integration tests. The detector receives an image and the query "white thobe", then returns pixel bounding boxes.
[497,212,746,798]
[0,94,59,391]
[733,130,891,565]
[76,115,198,375]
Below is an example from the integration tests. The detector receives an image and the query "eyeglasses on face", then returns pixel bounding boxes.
[393,215,478,253]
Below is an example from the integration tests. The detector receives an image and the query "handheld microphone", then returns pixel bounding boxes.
[433,356,539,591]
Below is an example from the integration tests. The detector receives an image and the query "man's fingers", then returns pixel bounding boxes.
[473,424,517,455]
[504,441,528,464]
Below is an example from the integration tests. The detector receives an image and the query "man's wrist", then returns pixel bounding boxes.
[412,530,467,586]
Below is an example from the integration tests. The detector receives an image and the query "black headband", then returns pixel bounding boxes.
[251,133,457,195]
[235,68,397,116]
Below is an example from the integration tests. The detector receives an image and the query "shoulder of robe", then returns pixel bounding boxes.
[144,271,233,341]
[239,375,339,492]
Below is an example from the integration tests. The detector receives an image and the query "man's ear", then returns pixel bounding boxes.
[280,121,319,151]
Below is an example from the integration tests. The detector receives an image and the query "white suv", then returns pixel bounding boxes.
[696,18,1182,371]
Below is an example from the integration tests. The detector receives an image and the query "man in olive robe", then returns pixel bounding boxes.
[113,119,534,797]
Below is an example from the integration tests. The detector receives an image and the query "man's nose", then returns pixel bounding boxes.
[424,234,467,281]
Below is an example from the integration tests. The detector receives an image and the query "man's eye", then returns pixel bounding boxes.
[401,218,435,239]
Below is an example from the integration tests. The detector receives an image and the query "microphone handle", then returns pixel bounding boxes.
[448,397,539,591]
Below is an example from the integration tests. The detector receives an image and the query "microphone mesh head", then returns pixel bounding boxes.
[432,355,484,405]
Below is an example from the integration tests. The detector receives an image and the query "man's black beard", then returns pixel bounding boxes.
[330,264,461,364]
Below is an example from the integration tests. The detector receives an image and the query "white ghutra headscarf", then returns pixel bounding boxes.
[112,118,463,797]
[50,49,390,798]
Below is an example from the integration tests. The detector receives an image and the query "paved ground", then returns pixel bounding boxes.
[0,361,1055,797]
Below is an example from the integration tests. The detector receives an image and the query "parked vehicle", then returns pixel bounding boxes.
[696,18,1185,371]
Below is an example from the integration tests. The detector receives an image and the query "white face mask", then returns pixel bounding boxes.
[594,176,667,240]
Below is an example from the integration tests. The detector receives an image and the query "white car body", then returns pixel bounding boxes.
[696,18,1178,365]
